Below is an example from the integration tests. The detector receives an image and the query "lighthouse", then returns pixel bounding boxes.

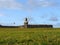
[24,18,28,28]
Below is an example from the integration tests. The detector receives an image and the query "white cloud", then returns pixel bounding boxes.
[0,13,4,16]
[49,16,58,21]
[0,0,59,10]
[0,0,23,9]
[39,1,53,7]
[27,0,57,7]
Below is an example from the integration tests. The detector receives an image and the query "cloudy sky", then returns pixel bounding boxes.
[0,0,60,27]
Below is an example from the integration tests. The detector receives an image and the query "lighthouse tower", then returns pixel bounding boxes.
[24,18,28,28]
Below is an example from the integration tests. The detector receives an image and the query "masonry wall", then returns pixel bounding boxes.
[0,26,19,28]
[26,25,53,28]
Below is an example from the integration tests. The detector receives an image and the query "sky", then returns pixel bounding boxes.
[0,0,60,28]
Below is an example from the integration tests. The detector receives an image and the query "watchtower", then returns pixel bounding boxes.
[24,18,28,28]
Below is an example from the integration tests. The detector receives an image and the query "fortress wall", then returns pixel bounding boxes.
[26,25,53,28]
[0,26,19,28]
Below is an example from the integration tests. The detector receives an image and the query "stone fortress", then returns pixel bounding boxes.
[23,18,53,28]
[0,18,53,28]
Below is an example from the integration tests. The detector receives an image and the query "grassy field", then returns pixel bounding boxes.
[0,28,60,45]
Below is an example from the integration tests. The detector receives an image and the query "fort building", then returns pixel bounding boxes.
[0,18,53,28]
[23,18,53,28]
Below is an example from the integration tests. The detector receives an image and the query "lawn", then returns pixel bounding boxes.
[0,28,60,45]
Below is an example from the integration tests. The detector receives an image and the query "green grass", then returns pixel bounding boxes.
[0,28,60,45]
